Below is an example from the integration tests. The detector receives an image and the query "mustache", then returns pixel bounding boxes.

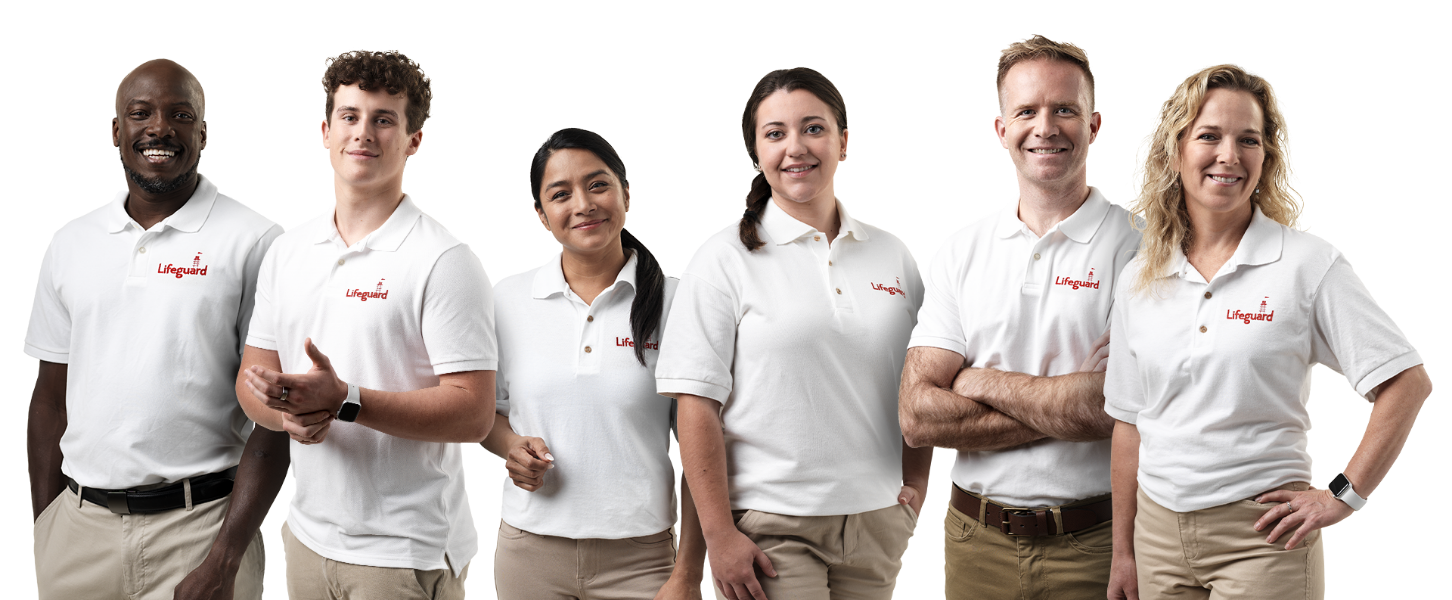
[133,140,184,152]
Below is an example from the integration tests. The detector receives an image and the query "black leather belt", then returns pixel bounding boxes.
[951,485,1112,536]
[68,466,237,514]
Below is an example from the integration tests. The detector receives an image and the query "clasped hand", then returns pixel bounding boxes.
[244,338,347,445]
[1253,487,1353,550]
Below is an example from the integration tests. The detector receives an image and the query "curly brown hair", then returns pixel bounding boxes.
[322,50,432,134]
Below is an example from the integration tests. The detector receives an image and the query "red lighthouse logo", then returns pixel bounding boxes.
[1227,296,1274,324]
[158,251,209,279]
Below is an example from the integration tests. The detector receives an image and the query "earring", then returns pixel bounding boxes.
[840,153,847,160]
[1254,188,1261,194]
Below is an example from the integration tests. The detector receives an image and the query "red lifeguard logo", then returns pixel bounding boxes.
[346,279,389,301]
[1055,267,1100,290]
[615,337,660,350]
[871,277,906,296]
[158,252,209,278]
[1227,296,1274,324]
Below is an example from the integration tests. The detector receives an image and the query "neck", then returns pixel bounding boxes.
[334,176,405,247]
[771,191,841,244]
[1016,176,1090,238]
[1187,200,1254,257]
[561,240,628,306]
[125,175,199,231]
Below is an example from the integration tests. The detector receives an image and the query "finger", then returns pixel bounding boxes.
[249,365,285,386]
[1255,490,1297,504]
[1094,355,1109,373]
[505,461,548,480]
[246,372,288,400]
[292,410,334,427]
[1254,503,1287,531]
[746,578,770,600]
[507,451,552,473]
[719,581,738,600]
[1093,328,1112,349]
[510,477,540,491]
[754,546,777,578]
[525,437,555,462]
[1283,523,1312,550]
[304,337,334,372]
[1265,511,1303,543]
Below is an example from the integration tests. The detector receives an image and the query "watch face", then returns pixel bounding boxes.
[1330,473,1351,496]
[338,402,361,423]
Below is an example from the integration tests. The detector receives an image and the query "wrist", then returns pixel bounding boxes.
[669,563,705,582]
[332,378,349,414]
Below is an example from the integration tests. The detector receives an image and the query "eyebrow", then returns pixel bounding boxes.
[761,115,827,129]
[544,169,611,191]
[1195,124,1263,135]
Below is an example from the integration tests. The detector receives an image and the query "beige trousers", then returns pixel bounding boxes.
[1134,486,1324,600]
[493,520,677,600]
[33,486,264,600]
[714,503,917,600]
[942,500,1113,600]
[283,522,468,600]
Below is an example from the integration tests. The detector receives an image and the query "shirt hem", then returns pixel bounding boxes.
[23,343,68,364]
[285,517,473,576]
[656,378,730,403]
[244,336,278,351]
[433,359,497,375]
[906,336,967,358]
[1103,403,1138,424]
[1355,350,1423,400]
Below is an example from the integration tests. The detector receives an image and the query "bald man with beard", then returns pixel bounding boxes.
[26,59,287,600]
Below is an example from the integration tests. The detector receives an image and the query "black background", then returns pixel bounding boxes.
[22,26,1428,598]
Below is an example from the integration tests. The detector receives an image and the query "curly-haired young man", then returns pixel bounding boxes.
[237,50,497,599]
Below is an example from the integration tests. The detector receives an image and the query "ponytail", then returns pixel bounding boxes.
[738,172,773,251]
[621,228,665,366]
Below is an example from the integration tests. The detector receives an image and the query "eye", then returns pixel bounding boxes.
[589,181,609,191]
[1241,137,1261,146]
[550,190,569,201]
[374,117,392,126]
[341,114,356,123]
[130,110,148,119]
[764,130,783,140]
[1056,108,1075,115]
[1198,133,1218,141]
[805,124,824,134]
[174,112,194,120]
[1018,109,1035,117]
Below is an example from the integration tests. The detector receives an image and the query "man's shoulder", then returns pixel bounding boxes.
[208,192,281,237]
[49,200,120,244]
[1095,202,1143,247]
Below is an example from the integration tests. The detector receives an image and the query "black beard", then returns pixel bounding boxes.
[121,153,200,195]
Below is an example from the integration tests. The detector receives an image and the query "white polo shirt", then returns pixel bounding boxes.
[1105,207,1421,513]
[246,196,496,575]
[656,200,923,517]
[494,252,679,539]
[24,175,281,489]
[909,188,1140,508]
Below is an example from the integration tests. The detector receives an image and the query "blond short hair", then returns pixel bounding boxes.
[997,35,1095,110]
[1129,64,1300,295]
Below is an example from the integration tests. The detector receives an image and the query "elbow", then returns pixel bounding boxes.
[899,409,933,449]
[461,405,494,444]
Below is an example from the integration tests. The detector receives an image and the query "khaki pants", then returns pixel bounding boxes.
[493,520,677,600]
[1134,486,1324,600]
[33,486,264,600]
[283,522,467,600]
[943,500,1113,600]
[714,503,917,600]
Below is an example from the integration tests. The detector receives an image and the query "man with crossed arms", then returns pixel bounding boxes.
[900,35,1140,600]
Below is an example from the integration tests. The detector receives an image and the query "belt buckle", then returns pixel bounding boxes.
[1000,509,1037,536]
[105,491,130,515]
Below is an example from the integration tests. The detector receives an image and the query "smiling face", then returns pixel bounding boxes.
[112,60,206,196]
[995,58,1099,193]
[753,89,848,207]
[1176,88,1265,221]
[536,148,629,256]
[322,84,421,192]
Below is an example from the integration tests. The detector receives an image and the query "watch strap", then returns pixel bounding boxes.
[1330,473,1367,511]
[337,383,361,422]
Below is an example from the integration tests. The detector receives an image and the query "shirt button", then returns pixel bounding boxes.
[337,259,345,266]
[1204,291,1213,299]
[584,346,592,353]
[814,235,821,242]
[1199,325,1207,333]
[138,247,147,254]
[1033,253,1041,260]
[587,315,594,322]
[828,260,833,266]
[835,288,842,295]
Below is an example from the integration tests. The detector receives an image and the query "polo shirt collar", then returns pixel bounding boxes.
[312,195,422,252]
[531,250,641,300]
[760,199,867,245]
[105,174,220,234]
[994,186,1110,242]
[1167,205,1284,279]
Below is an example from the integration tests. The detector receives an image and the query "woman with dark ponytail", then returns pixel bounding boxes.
[656,68,931,600]
[483,128,705,599]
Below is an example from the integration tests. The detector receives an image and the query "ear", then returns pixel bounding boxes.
[199,120,208,151]
[112,117,120,147]
[838,128,849,160]
[406,129,423,156]
[1088,112,1102,144]
[537,208,550,231]
[995,115,1009,150]
[321,119,331,149]
[622,184,631,212]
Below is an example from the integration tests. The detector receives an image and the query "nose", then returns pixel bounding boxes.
[1216,138,1239,166]
[569,186,596,215]
[354,121,375,144]
[144,113,174,139]
[1031,111,1058,139]
[786,131,808,157]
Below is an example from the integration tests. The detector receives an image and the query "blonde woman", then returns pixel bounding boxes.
[1103,65,1432,600]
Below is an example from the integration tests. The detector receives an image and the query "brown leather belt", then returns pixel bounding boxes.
[951,485,1112,536]
[67,466,237,515]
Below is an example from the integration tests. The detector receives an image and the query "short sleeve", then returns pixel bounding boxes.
[421,244,498,375]
[234,224,283,355]
[904,250,926,325]
[244,244,281,351]
[1309,256,1421,401]
[24,241,71,363]
[655,272,738,403]
[1103,272,1145,423]
[907,239,966,357]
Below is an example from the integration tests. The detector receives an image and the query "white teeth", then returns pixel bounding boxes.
[1029,148,1064,154]
[142,149,176,157]
[1210,175,1240,183]
[785,166,813,172]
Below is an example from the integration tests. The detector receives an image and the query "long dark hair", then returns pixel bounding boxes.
[529,128,665,366]
[738,68,848,251]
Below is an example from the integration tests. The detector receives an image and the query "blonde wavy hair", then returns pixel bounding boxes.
[1130,64,1300,295]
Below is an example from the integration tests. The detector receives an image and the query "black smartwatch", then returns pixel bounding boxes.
[1329,473,1366,510]
[337,383,361,422]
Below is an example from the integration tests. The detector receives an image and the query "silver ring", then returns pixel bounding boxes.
[1285,502,1295,513]
[280,388,290,402]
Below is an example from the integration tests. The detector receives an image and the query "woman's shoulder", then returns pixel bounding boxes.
[492,265,546,303]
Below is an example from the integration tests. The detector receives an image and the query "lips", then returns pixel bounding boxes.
[1028,148,1067,155]
[347,149,379,159]
[572,218,606,231]
[135,144,182,165]
[782,164,817,177]
[1208,174,1242,184]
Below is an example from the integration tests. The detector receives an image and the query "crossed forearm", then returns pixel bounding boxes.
[959,368,1114,442]
[899,347,1045,451]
